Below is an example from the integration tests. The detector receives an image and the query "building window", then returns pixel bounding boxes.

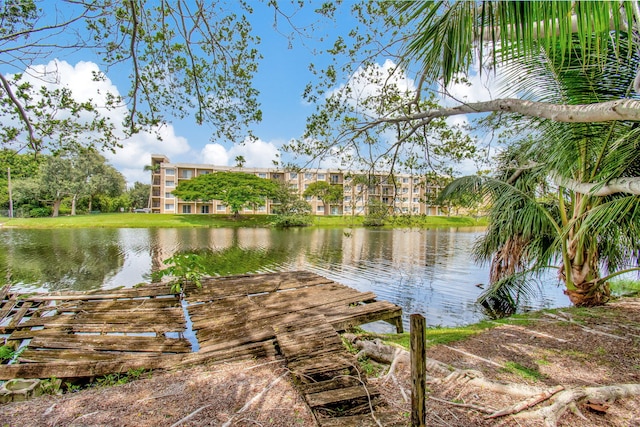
[201,206,209,214]
[272,173,281,179]
[345,206,352,212]
[356,185,362,192]
[331,174,340,183]
[304,173,313,180]
[304,184,309,190]
[290,184,298,190]
[402,197,408,202]
[258,173,267,178]
[402,188,409,193]
[165,169,175,176]
[305,195,312,201]
[164,203,174,211]
[165,180,174,187]
[344,185,351,192]
[412,206,419,213]
[382,197,390,204]
[402,177,409,183]
[165,192,173,199]
[413,198,419,203]
[402,207,408,213]
[413,187,420,193]
[344,196,351,202]
[181,170,193,179]
[182,205,191,214]
[198,170,210,176]
[289,172,298,179]
[317,173,325,180]
[317,205,324,213]
[217,205,226,211]
[257,205,266,212]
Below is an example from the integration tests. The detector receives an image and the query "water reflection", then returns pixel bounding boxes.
[0,227,569,326]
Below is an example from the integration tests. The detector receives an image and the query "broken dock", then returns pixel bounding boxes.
[1,271,404,425]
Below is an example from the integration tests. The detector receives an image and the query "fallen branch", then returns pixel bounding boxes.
[486,385,565,419]
[442,345,505,368]
[220,371,289,427]
[519,383,640,427]
[428,395,496,414]
[170,405,211,427]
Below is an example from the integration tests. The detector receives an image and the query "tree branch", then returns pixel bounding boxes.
[0,73,39,151]
[366,98,640,126]
[552,174,640,196]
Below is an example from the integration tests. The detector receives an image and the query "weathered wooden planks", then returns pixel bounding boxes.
[0,270,403,386]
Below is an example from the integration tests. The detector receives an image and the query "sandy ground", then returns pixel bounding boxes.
[1,298,639,426]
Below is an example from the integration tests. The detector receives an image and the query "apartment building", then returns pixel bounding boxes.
[149,154,443,216]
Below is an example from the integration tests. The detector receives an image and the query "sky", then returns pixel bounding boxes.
[2,1,500,186]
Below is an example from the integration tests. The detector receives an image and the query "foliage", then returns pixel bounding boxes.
[93,369,150,387]
[270,180,312,227]
[286,2,479,176]
[172,172,279,217]
[151,253,207,295]
[303,181,344,207]
[0,149,43,208]
[398,1,636,87]
[362,199,389,227]
[0,0,262,154]
[39,377,62,395]
[11,148,125,216]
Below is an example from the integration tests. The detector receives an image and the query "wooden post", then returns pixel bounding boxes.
[410,313,426,427]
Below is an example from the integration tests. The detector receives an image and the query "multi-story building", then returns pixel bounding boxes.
[149,154,443,216]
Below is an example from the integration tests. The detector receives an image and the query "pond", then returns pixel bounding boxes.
[0,227,569,328]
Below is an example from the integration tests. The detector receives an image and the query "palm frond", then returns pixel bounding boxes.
[477,270,544,319]
[397,1,636,86]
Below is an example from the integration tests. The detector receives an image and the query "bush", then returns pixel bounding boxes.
[272,214,313,228]
[29,207,52,217]
[362,217,385,227]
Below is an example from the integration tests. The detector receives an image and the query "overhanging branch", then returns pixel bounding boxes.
[366,98,640,126]
[552,174,640,196]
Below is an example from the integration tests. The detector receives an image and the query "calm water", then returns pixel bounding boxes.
[0,227,569,327]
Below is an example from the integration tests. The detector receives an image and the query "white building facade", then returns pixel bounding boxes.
[149,154,443,216]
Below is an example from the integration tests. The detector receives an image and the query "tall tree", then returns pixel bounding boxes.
[0,0,262,154]
[172,172,279,218]
[438,21,640,309]
[303,181,344,214]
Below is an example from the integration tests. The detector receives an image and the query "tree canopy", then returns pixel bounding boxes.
[0,0,261,154]
[172,172,279,217]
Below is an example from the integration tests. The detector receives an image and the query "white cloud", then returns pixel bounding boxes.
[201,137,280,168]
[329,59,417,115]
[9,59,193,185]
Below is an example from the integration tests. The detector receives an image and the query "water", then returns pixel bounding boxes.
[0,227,569,327]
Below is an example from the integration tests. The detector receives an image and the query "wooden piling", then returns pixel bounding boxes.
[410,314,426,427]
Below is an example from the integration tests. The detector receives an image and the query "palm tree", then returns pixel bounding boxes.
[439,30,640,310]
[234,155,246,168]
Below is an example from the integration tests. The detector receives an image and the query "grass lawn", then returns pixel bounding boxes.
[0,212,486,229]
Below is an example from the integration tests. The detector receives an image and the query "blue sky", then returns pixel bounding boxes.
[2,2,497,185]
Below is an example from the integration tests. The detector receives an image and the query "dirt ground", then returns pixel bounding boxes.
[1,298,639,427]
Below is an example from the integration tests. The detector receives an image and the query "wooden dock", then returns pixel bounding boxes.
[0,271,403,423]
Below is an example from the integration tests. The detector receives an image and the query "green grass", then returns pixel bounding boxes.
[1,212,486,229]
[502,361,545,381]
[610,279,640,296]
[356,314,534,351]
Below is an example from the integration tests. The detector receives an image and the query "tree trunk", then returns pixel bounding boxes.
[559,252,610,307]
[71,194,77,216]
[52,199,62,217]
